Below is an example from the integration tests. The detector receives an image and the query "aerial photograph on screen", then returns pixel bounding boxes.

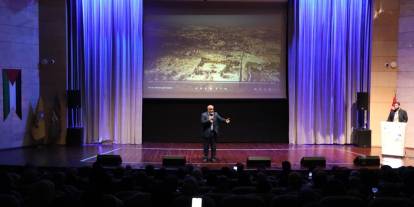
[144,12,286,99]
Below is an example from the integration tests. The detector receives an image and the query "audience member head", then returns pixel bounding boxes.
[216,175,231,193]
[144,165,155,177]
[182,176,199,196]
[27,180,56,206]
[256,172,272,193]
[312,169,327,189]
[282,161,292,172]
[21,164,41,184]
[0,171,14,193]
[288,172,303,191]
[324,177,345,196]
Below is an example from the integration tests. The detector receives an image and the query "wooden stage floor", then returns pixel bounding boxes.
[0,143,414,170]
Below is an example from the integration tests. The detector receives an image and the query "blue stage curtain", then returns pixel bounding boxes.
[69,0,143,144]
[288,0,372,144]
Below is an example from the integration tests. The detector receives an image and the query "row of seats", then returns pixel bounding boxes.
[0,163,414,207]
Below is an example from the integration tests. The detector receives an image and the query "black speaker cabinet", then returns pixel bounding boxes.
[96,154,122,166]
[354,155,380,166]
[67,90,81,108]
[162,155,186,167]
[357,92,369,110]
[353,129,371,147]
[66,127,83,146]
[301,157,326,169]
[246,156,271,168]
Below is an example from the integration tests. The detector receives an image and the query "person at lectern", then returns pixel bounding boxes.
[387,102,408,123]
[201,105,230,162]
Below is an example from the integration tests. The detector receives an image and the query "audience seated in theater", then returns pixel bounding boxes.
[0,161,413,207]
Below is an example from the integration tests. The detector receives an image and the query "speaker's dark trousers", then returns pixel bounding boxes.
[203,130,217,159]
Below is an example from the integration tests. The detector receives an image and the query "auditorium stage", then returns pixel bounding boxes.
[0,143,413,170]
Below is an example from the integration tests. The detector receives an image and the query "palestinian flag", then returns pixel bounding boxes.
[2,69,22,120]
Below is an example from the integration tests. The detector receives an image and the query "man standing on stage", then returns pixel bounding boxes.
[201,105,230,162]
[387,102,408,123]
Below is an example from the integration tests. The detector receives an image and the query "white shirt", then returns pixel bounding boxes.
[393,109,399,122]
[209,113,214,130]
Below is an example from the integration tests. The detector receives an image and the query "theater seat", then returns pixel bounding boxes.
[115,191,151,207]
[369,197,414,207]
[270,194,300,207]
[231,186,257,195]
[319,196,365,207]
[204,193,231,206]
[220,195,265,207]
[0,194,20,207]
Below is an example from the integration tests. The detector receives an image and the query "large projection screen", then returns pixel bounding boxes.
[143,4,287,99]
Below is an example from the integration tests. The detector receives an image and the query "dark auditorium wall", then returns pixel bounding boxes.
[38,0,67,145]
[143,99,289,143]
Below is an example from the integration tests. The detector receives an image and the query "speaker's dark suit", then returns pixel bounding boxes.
[387,109,408,123]
[201,112,226,159]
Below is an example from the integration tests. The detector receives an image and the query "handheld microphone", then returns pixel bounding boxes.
[209,113,214,123]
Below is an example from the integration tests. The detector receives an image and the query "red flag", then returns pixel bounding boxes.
[391,93,397,111]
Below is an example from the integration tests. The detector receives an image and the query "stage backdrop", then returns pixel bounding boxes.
[68,0,372,144]
[288,0,372,144]
[69,0,288,143]
[68,0,143,144]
